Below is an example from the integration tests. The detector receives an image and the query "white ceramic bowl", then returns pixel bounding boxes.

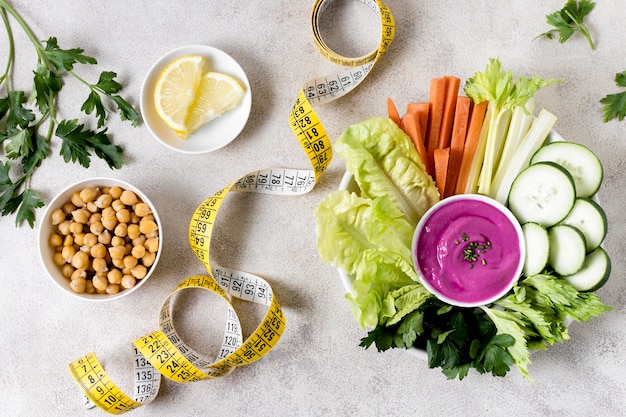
[411,194,525,308]
[140,44,252,154]
[38,178,163,301]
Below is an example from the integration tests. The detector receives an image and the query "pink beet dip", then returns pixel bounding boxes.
[412,194,525,307]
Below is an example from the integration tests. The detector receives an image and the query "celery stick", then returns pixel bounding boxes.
[492,109,558,204]
[491,99,536,195]
[477,108,512,195]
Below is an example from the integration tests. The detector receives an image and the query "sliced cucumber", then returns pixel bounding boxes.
[560,197,607,252]
[563,247,612,292]
[522,222,550,277]
[548,224,586,276]
[508,161,576,227]
[530,141,603,198]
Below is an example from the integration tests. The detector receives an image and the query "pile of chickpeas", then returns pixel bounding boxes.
[48,185,159,295]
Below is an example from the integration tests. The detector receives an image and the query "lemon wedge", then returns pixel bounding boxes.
[153,55,205,135]
[182,72,246,139]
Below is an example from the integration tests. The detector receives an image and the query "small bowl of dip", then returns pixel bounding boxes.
[411,194,525,308]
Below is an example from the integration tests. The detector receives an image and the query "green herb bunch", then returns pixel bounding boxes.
[536,0,596,50]
[0,1,140,227]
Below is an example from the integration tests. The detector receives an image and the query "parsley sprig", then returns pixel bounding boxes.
[535,0,596,50]
[600,71,626,122]
[0,1,140,227]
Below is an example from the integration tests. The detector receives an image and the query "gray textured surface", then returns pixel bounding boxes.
[1,1,625,416]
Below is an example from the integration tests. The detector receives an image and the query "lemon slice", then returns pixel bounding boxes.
[154,55,205,134]
[182,72,246,139]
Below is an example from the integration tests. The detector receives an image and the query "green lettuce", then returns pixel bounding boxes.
[335,117,439,227]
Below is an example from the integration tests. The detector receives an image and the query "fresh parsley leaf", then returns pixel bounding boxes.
[81,71,141,127]
[536,0,596,50]
[87,128,124,169]
[56,119,123,169]
[5,90,35,130]
[4,127,33,160]
[600,71,626,122]
[33,63,62,113]
[43,36,97,72]
[81,90,107,127]
[15,188,43,227]
[111,94,141,127]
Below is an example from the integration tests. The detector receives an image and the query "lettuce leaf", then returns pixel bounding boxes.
[335,117,439,227]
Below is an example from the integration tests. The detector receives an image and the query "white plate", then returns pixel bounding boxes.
[337,130,571,360]
[140,45,252,154]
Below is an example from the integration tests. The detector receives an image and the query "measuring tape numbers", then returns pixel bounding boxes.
[67,0,394,413]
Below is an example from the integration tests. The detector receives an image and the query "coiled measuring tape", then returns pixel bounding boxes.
[67,0,394,413]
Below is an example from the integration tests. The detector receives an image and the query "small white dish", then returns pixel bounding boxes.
[38,178,163,302]
[140,45,252,154]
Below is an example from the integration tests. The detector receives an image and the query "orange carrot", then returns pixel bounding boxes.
[387,97,403,129]
[406,102,429,144]
[402,112,429,172]
[444,96,472,198]
[425,78,446,175]
[433,147,450,197]
[437,76,461,149]
[454,101,488,194]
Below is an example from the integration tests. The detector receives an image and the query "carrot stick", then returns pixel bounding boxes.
[402,112,429,172]
[438,76,461,149]
[407,102,429,144]
[387,97,403,129]
[425,78,446,176]
[433,147,450,198]
[444,96,472,198]
[454,101,488,194]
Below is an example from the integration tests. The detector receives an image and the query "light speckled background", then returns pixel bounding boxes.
[1,1,625,416]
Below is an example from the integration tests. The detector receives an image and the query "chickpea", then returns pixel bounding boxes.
[134,203,151,217]
[79,187,99,203]
[51,208,66,225]
[131,264,147,279]
[62,245,76,263]
[116,209,131,224]
[92,257,108,273]
[71,269,87,281]
[62,235,74,247]
[108,245,126,260]
[109,186,123,199]
[69,221,84,235]
[108,269,123,285]
[131,244,146,259]
[70,278,87,293]
[123,255,138,270]
[139,219,158,235]
[142,252,156,267]
[112,258,125,269]
[57,220,71,236]
[111,199,126,212]
[49,233,63,247]
[88,212,102,225]
[82,280,94,294]
[90,243,107,258]
[70,191,85,207]
[83,233,98,247]
[114,223,128,238]
[53,252,65,266]
[90,221,105,236]
[145,237,159,253]
[98,229,112,245]
[61,264,74,279]
[129,213,140,224]
[111,236,125,247]
[145,231,159,239]
[101,214,118,230]
[121,274,136,289]
[95,193,113,209]
[127,224,141,240]
[62,202,76,215]
[92,275,108,292]
[71,251,90,270]
[120,190,139,206]
[106,284,120,295]
[86,201,99,213]
[132,235,146,247]
[73,232,86,246]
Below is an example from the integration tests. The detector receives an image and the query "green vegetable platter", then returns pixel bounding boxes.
[315,59,613,381]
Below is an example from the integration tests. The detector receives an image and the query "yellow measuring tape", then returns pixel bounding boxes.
[67,0,394,413]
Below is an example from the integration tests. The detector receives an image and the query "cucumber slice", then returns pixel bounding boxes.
[530,142,603,198]
[522,222,549,277]
[508,162,576,227]
[563,247,612,292]
[560,197,607,252]
[548,224,586,276]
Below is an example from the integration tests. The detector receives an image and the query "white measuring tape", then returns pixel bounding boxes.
[67,0,394,413]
